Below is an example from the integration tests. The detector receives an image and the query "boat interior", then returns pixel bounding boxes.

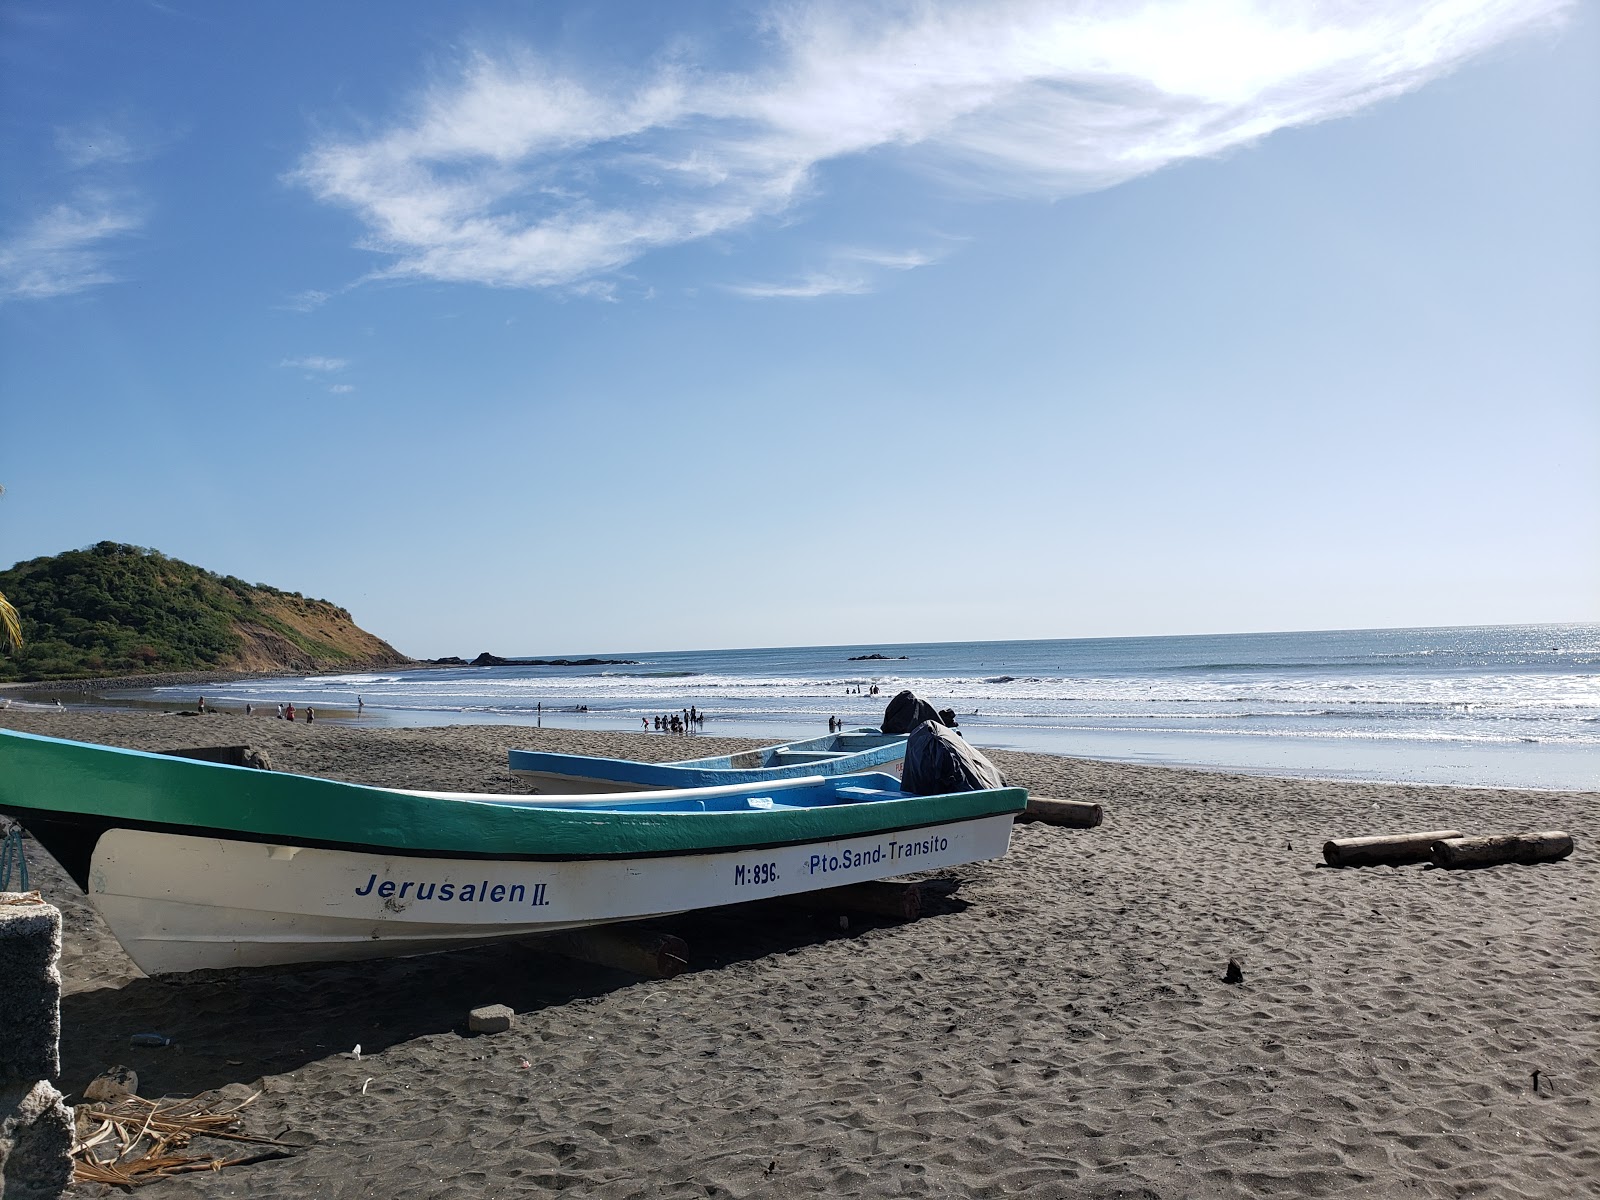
[410,773,908,812]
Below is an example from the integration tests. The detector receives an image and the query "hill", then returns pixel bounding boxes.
[0,542,410,682]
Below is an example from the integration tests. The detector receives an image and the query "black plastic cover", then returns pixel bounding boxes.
[880,689,942,734]
[901,719,1006,795]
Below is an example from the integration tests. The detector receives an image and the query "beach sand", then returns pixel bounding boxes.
[2,708,1594,1198]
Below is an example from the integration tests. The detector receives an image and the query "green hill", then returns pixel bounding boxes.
[0,542,410,682]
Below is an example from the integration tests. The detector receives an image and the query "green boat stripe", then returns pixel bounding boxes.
[0,807,1009,864]
[0,730,1026,859]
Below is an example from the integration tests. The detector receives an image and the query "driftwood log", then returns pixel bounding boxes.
[1017,797,1103,828]
[1322,830,1464,868]
[778,881,923,921]
[1430,832,1574,869]
[545,927,689,978]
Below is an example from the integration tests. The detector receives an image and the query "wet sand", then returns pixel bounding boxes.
[2,708,1595,1199]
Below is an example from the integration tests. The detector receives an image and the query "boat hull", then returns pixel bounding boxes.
[86,814,1015,974]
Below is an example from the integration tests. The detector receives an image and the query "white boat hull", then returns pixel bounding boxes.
[88,815,1016,974]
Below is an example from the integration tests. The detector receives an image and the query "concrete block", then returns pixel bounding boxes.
[468,1004,514,1034]
[0,1079,74,1200]
[0,897,61,1083]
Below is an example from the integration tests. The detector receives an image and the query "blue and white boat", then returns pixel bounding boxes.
[509,727,908,794]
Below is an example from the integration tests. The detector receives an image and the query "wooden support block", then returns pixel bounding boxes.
[1017,797,1103,828]
[1321,830,1463,868]
[778,881,923,921]
[1430,831,1574,869]
[546,927,689,978]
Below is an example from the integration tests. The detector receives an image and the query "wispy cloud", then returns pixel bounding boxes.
[281,288,333,312]
[731,244,939,298]
[293,0,1568,294]
[279,355,348,371]
[54,124,145,169]
[0,191,143,300]
[328,383,356,394]
[2,118,155,302]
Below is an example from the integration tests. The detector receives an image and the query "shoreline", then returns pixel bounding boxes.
[8,675,1593,795]
[0,661,436,695]
[3,708,1596,1198]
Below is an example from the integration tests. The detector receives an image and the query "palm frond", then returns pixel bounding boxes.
[0,483,16,651]
[0,591,18,653]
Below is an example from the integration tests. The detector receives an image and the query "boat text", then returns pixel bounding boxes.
[354,875,552,906]
[733,861,779,886]
[806,834,950,876]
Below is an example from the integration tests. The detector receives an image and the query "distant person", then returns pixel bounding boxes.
[306,707,315,724]
[245,703,253,716]
[275,704,284,719]
[357,695,365,710]
[286,703,296,722]
[642,717,649,729]
[197,697,206,713]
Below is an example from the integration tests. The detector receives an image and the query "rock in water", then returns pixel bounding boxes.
[1224,958,1244,985]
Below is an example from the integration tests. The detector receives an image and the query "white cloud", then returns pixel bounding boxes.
[730,272,874,299]
[0,192,142,300]
[293,0,1569,293]
[279,356,348,371]
[732,243,939,298]
[328,383,356,394]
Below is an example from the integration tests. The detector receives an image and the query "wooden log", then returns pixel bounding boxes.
[1430,832,1574,869]
[1017,797,1103,828]
[1322,830,1463,868]
[778,881,922,921]
[546,927,689,978]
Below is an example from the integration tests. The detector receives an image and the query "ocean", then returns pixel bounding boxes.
[126,623,1598,791]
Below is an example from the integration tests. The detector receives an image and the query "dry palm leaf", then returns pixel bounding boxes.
[72,1091,306,1186]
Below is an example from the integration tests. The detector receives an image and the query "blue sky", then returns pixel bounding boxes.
[1,0,1595,658]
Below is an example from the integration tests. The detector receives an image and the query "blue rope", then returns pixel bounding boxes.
[0,825,28,893]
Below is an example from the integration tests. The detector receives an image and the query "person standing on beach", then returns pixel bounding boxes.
[286,703,296,722]
[357,695,364,710]
[276,704,283,719]
[306,707,315,724]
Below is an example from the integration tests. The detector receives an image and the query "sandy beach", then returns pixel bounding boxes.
[1,707,1594,1199]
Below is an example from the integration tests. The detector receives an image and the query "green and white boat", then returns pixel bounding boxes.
[0,729,1026,975]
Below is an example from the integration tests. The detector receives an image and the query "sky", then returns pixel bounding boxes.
[0,0,1596,659]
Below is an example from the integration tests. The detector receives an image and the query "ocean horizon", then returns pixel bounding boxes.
[98,622,1599,792]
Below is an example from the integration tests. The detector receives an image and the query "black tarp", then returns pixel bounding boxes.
[880,690,942,734]
[900,719,1006,795]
